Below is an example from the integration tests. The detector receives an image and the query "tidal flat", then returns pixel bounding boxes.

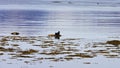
[0,35,120,68]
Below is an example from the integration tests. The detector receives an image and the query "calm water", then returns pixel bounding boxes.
[0,1,120,68]
[0,9,120,39]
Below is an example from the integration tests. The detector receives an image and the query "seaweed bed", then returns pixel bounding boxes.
[0,35,120,64]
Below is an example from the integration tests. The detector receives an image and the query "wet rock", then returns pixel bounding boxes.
[97,50,109,53]
[106,40,120,46]
[43,40,54,43]
[36,57,44,60]
[64,57,73,61]
[63,38,80,41]
[40,50,61,55]
[0,53,3,55]
[67,53,95,58]
[11,36,22,40]
[0,47,6,52]
[0,47,15,52]
[11,32,19,35]
[11,44,19,46]
[104,54,119,58]
[6,48,16,52]
[111,49,120,53]
[19,49,38,55]
[14,55,34,58]
[41,45,49,48]
[0,38,8,42]
[66,47,79,52]
[21,37,29,41]
[51,58,60,62]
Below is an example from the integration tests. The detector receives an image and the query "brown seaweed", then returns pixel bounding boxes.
[106,40,120,46]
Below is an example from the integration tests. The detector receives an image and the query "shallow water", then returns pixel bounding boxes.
[0,1,120,68]
[0,9,120,39]
[0,35,120,68]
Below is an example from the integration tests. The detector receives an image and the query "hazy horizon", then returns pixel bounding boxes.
[0,0,120,5]
[0,0,120,10]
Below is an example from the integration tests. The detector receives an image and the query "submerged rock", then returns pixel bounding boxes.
[52,1,62,3]
[0,53,3,55]
[83,62,91,64]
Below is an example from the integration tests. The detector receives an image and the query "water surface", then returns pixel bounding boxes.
[0,9,120,39]
[0,1,120,68]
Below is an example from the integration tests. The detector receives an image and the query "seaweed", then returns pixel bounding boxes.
[19,49,38,55]
[106,40,120,46]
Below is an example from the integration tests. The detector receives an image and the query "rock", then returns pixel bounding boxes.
[106,40,120,46]
[11,32,19,35]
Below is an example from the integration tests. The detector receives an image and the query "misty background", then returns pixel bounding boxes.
[0,0,120,6]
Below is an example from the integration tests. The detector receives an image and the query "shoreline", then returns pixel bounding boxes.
[0,34,120,68]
